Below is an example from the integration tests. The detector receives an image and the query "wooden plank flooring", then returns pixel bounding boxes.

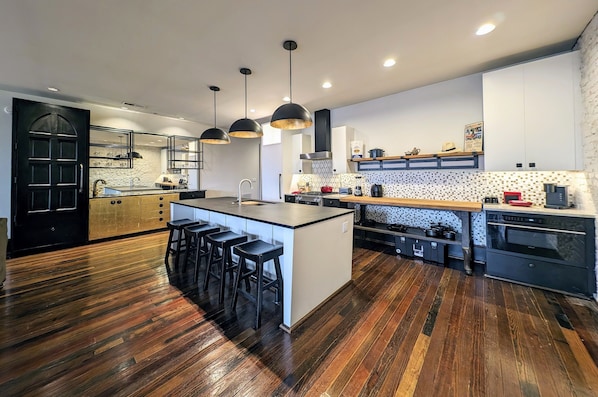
[1,231,598,396]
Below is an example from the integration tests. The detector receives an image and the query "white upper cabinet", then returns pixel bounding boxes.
[291,133,312,174]
[331,126,354,174]
[483,51,582,171]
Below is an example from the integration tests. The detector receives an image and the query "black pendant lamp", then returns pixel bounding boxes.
[229,68,263,138]
[270,40,313,130]
[200,86,231,144]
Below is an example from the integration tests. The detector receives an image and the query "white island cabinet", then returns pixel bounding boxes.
[483,51,582,171]
[171,198,354,332]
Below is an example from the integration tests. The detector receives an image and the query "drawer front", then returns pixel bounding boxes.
[486,251,591,296]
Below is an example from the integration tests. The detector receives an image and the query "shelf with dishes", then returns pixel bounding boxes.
[89,125,134,169]
[351,151,483,171]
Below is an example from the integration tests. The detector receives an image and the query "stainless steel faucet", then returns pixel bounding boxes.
[238,178,253,206]
[92,179,107,197]
[129,176,141,188]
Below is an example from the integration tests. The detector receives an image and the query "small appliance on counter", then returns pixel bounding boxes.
[503,191,521,204]
[371,184,383,197]
[354,176,363,196]
[339,187,353,195]
[544,183,573,209]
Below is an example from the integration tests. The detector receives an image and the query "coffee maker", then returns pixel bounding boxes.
[544,183,571,209]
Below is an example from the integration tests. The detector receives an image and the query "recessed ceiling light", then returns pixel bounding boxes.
[250,108,256,113]
[322,81,332,89]
[47,87,59,92]
[283,96,290,102]
[476,23,496,36]
[383,59,396,68]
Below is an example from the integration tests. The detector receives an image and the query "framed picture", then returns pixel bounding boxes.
[464,121,483,152]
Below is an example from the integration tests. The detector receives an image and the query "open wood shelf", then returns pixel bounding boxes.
[351,151,483,171]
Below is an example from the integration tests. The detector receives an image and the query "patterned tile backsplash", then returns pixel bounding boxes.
[297,160,593,247]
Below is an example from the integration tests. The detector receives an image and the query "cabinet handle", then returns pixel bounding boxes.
[159,210,163,214]
[528,162,536,168]
[159,203,163,207]
[528,263,535,268]
[79,164,83,193]
[117,200,122,204]
[159,197,164,200]
[110,200,116,205]
[278,173,282,200]
[516,163,523,168]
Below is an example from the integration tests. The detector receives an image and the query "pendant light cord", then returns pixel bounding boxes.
[244,73,248,119]
[213,90,217,127]
[288,47,293,103]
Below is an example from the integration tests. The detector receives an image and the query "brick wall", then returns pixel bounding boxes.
[578,11,598,298]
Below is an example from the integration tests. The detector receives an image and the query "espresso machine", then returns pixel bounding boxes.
[544,183,572,209]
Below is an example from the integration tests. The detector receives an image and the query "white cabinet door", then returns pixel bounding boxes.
[331,126,353,174]
[261,142,283,202]
[483,64,526,171]
[292,133,312,174]
[483,51,581,171]
[524,53,579,171]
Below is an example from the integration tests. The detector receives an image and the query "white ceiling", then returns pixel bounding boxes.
[0,0,596,129]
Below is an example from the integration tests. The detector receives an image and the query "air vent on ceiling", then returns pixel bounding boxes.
[121,101,146,109]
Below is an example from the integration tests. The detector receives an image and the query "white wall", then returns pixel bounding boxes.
[331,74,483,155]
[200,137,261,199]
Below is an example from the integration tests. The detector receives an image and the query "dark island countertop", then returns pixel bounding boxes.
[172,197,354,229]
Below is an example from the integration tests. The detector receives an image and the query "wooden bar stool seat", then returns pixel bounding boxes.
[203,231,248,303]
[164,218,200,273]
[231,240,284,329]
[182,223,220,283]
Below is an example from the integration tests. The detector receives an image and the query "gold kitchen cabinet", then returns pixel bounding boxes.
[138,193,178,232]
[89,196,141,240]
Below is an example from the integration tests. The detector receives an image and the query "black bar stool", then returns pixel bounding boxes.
[182,223,220,283]
[231,240,284,329]
[204,230,248,303]
[164,218,199,273]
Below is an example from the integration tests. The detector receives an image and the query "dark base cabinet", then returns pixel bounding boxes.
[486,250,594,298]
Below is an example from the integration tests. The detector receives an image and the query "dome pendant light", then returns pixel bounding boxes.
[200,86,231,144]
[270,40,313,130]
[229,68,263,138]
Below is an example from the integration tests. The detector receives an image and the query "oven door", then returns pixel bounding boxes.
[487,222,586,263]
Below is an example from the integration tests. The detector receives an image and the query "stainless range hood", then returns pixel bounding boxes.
[300,109,331,160]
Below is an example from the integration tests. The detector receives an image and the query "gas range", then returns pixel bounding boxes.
[295,191,336,206]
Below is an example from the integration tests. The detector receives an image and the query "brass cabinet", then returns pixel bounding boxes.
[89,193,179,240]
[138,193,178,232]
[89,196,140,240]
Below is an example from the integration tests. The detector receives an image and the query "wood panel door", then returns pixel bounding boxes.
[11,98,90,255]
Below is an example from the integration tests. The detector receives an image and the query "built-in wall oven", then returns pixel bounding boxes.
[486,211,595,298]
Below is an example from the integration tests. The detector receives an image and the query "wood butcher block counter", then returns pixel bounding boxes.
[170,197,355,332]
[340,196,482,212]
[341,195,482,275]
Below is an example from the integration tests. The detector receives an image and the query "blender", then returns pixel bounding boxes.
[354,176,363,196]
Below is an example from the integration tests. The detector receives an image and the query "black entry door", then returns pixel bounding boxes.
[11,98,90,255]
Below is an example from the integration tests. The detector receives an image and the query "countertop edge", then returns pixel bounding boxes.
[172,198,354,229]
[483,203,596,218]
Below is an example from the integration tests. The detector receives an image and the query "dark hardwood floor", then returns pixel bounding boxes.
[1,231,598,396]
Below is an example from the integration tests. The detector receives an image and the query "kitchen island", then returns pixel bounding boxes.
[171,197,355,332]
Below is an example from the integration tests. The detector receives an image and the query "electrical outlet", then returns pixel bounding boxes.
[342,221,348,233]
